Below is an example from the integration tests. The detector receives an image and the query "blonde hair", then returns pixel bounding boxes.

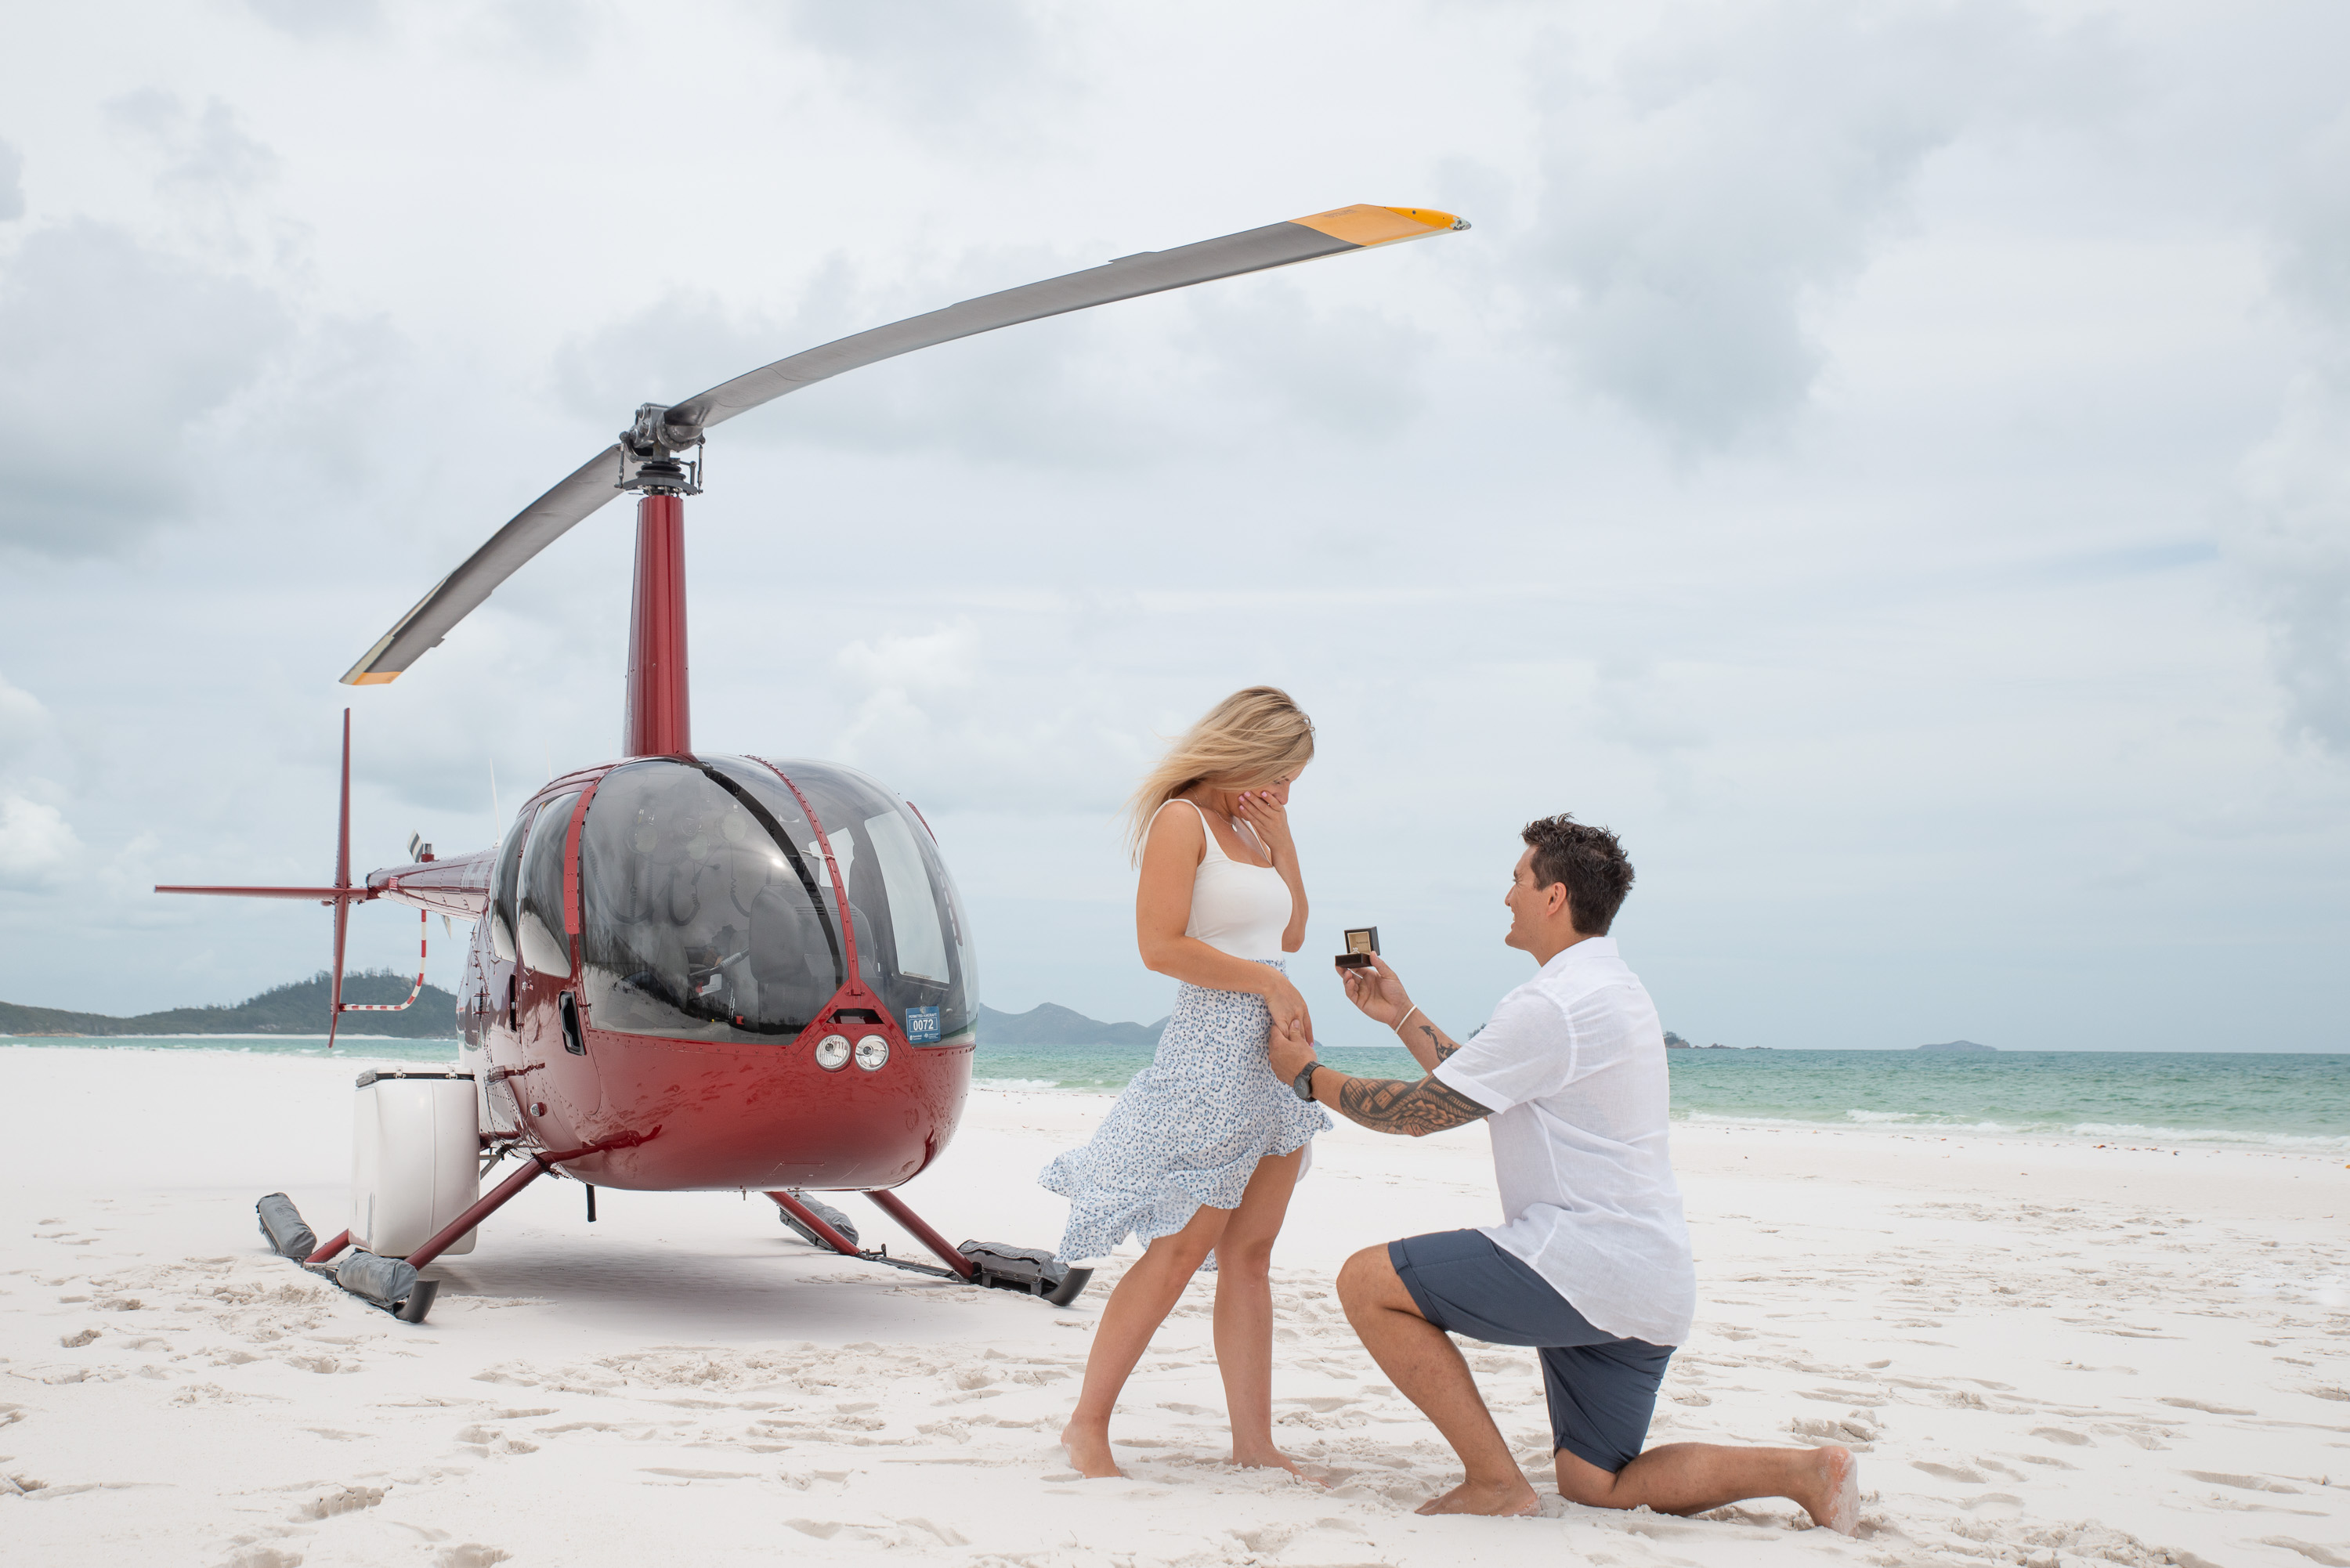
[1125,686,1315,860]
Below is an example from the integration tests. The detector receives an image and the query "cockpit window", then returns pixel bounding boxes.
[489,804,533,964]
[517,789,581,977]
[577,759,840,1044]
[760,758,975,1044]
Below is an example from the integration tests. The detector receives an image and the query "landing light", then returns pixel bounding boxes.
[853,1035,889,1071]
[814,1034,851,1071]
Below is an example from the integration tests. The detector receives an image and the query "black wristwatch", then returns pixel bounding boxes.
[1290,1061,1320,1103]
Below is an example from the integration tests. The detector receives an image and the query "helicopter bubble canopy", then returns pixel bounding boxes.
[574,756,974,1049]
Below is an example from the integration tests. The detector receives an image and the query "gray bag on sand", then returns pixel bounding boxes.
[255,1193,317,1261]
[335,1250,421,1310]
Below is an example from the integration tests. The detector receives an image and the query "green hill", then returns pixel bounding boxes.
[977,1002,1166,1047]
[0,970,461,1039]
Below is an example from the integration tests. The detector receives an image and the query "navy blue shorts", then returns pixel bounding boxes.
[1388,1228,1675,1474]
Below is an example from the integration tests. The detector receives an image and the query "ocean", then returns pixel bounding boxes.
[7,1036,2342,1151]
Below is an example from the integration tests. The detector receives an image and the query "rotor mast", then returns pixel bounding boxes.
[616,403,703,758]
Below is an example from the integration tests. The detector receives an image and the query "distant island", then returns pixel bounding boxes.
[0,970,461,1039]
[978,1003,1167,1048]
[1918,1039,1995,1053]
[1663,1031,1759,1050]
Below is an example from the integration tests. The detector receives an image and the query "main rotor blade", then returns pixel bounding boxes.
[667,204,1466,434]
[342,443,624,685]
[342,204,1465,685]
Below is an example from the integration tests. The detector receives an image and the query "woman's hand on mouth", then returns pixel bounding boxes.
[1233,789,1296,865]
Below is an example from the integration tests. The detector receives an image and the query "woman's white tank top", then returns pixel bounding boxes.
[1152,800,1292,963]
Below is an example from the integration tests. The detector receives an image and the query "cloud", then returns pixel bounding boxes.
[0,223,291,554]
[0,672,74,890]
[822,618,1147,814]
[244,0,380,39]
[107,91,278,196]
[0,139,22,223]
[772,0,1071,134]
[1520,1,2041,451]
[2233,104,2350,756]
[0,671,47,757]
[0,796,78,889]
[2236,380,2350,755]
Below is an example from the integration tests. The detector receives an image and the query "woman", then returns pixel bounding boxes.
[1041,685,1329,1481]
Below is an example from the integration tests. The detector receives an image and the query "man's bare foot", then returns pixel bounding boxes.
[1414,1476,1542,1516]
[1059,1418,1123,1479]
[1230,1445,1329,1485]
[1788,1445,1860,1535]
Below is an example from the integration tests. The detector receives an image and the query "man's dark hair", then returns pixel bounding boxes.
[1521,815,1634,936]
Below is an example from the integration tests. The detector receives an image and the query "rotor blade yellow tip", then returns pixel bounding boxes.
[1292,204,1470,247]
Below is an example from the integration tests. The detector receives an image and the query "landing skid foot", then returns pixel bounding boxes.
[254,1195,437,1321]
[763,1189,1092,1306]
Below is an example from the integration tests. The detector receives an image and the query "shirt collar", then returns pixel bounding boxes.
[1542,935,1618,974]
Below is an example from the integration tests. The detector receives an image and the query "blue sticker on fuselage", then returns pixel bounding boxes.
[906,1006,941,1044]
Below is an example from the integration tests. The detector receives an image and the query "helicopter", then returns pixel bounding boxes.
[157,204,1468,1324]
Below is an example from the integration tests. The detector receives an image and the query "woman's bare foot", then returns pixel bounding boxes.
[1414,1476,1542,1516]
[1059,1418,1123,1479]
[1229,1444,1329,1485]
[1788,1446,1860,1535]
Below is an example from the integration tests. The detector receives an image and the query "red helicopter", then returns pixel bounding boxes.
[158,204,1468,1324]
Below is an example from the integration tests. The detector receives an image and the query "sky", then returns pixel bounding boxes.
[1,1,2345,1053]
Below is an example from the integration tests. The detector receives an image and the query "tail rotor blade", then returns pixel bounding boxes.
[328,708,354,1050]
[328,894,349,1053]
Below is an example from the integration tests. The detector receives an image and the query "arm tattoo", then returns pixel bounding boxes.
[1417,1022,1458,1062]
[1334,1073,1492,1137]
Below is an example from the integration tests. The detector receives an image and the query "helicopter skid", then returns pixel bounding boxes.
[255,1163,1089,1328]
[769,1188,1092,1307]
[255,1194,442,1322]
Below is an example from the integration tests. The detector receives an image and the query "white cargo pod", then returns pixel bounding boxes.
[352,1070,480,1257]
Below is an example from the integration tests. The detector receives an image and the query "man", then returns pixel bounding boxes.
[1265,815,1860,1531]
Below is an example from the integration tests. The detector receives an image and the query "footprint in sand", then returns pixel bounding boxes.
[217,1548,303,1568]
[1961,1492,2025,1519]
[2183,1470,2303,1494]
[1911,1461,1985,1483]
[292,1484,385,1520]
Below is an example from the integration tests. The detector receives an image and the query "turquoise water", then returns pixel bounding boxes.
[973,1043,2350,1151]
[0,1035,461,1063]
[11,1036,2343,1150]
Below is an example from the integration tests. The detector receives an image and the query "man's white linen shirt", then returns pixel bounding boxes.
[1430,936,1696,1347]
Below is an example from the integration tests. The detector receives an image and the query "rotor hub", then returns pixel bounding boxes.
[617,403,704,495]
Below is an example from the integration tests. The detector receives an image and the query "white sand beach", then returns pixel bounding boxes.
[2,1044,2345,1567]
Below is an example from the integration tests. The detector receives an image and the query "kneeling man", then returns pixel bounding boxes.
[1267,815,1859,1530]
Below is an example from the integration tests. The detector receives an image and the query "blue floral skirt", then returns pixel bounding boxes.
[1040,962,1331,1264]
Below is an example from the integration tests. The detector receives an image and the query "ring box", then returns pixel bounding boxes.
[1335,927,1379,969]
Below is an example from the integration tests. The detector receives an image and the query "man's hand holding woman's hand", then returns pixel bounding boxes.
[1267,1016,1316,1084]
[1265,974,1313,1050]
[1336,955,1415,1030]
